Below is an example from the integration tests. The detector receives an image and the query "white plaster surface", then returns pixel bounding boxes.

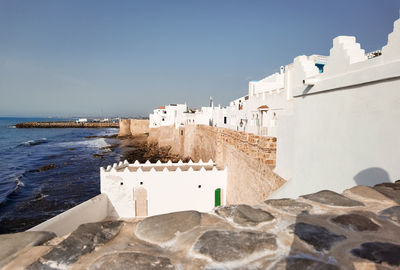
[101,161,227,217]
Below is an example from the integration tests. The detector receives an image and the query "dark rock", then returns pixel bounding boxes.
[331,213,380,231]
[379,206,400,224]
[193,230,276,262]
[294,222,346,252]
[90,252,175,270]
[92,153,104,159]
[215,204,274,226]
[136,211,201,243]
[264,198,312,215]
[351,242,400,266]
[0,231,56,268]
[285,256,340,270]
[38,164,57,172]
[28,221,123,269]
[301,190,365,207]
[373,183,400,204]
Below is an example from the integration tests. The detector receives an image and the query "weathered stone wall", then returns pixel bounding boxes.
[119,119,150,136]
[118,119,131,136]
[130,119,149,135]
[148,125,285,204]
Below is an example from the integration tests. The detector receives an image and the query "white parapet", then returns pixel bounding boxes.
[100,160,227,218]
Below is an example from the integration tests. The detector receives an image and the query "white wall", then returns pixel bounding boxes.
[101,161,227,217]
[271,18,400,198]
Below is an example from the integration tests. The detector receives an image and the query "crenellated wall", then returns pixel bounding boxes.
[148,125,285,205]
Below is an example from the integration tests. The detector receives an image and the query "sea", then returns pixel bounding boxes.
[0,117,120,234]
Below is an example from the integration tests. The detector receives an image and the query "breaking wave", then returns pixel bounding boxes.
[0,175,24,205]
[58,138,110,149]
[21,138,48,146]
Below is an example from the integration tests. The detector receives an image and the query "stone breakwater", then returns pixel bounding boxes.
[2,181,400,269]
[15,122,119,128]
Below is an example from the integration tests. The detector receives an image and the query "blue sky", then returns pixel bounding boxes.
[0,0,399,117]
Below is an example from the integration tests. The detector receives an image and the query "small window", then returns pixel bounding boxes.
[198,185,201,188]
[140,181,143,185]
[224,117,227,124]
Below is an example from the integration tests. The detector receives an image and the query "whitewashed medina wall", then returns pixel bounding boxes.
[149,104,187,128]
[100,160,227,217]
[272,18,400,198]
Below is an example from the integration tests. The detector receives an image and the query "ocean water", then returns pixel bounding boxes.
[0,117,120,234]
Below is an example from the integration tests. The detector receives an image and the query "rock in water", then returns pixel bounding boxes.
[38,164,57,172]
[193,230,276,262]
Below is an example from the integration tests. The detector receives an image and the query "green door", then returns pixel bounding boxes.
[215,188,221,207]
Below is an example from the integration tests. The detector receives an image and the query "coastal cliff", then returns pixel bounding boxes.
[15,122,119,128]
[1,181,400,269]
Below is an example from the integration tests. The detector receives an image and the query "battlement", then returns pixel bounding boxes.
[100,159,227,218]
[101,159,219,173]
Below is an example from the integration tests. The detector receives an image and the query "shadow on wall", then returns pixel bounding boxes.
[353,167,391,187]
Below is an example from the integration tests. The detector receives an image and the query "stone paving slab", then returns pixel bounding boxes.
[3,182,400,269]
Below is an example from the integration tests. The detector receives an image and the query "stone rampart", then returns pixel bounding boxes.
[148,125,285,205]
[118,119,149,136]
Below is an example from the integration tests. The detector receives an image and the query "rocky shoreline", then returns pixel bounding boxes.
[1,181,399,269]
[15,122,119,128]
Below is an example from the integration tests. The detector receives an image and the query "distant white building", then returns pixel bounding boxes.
[149,104,187,128]
[76,118,88,123]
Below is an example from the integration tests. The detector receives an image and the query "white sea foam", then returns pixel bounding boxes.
[21,138,47,146]
[59,138,110,149]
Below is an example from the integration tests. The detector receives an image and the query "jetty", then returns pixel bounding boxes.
[15,121,119,128]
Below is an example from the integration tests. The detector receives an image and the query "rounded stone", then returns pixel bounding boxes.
[264,198,312,215]
[136,211,201,243]
[215,204,274,226]
[294,222,346,252]
[351,242,400,266]
[284,257,340,270]
[379,206,400,224]
[28,221,123,269]
[373,183,400,204]
[331,213,380,231]
[90,252,175,270]
[301,190,365,207]
[193,230,277,262]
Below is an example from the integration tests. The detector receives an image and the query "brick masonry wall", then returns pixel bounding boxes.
[148,125,286,204]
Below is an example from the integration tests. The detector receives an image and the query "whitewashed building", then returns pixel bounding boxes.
[100,160,227,217]
[149,104,187,128]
